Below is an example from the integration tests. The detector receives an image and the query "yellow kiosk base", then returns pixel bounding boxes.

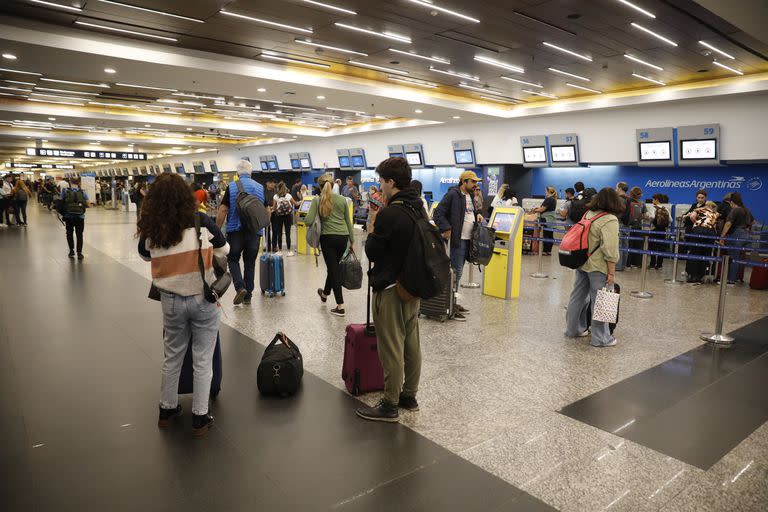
[483,207,524,299]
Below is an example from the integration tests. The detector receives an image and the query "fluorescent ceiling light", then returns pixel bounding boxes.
[481,94,521,104]
[35,87,99,95]
[4,80,35,86]
[630,22,677,47]
[334,23,411,43]
[89,101,130,108]
[632,73,665,85]
[234,96,283,104]
[261,52,330,68]
[405,0,479,23]
[623,54,663,71]
[0,67,42,76]
[458,83,504,95]
[387,76,438,88]
[295,39,367,56]
[699,41,735,60]
[348,60,408,75]
[452,116,461,119]
[2,54,17,60]
[548,67,590,81]
[220,10,312,34]
[172,92,225,100]
[281,105,317,111]
[116,83,177,91]
[256,88,266,92]
[31,92,99,102]
[327,106,365,114]
[500,76,543,88]
[40,78,109,88]
[388,48,449,64]
[429,66,480,82]
[104,68,116,74]
[30,0,82,12]
[615,0,655,18]
[302,0,356,15]
[712,61,743,75]
[157,98,206,107]
[75,21,179,42]
[28,98,85,106]
[542,42,592,62]
[316,95,325,99]
[97,0,205,23]
[0,85,31,92]
[522,89,558,99]
[474,55,524,73]
[566,83,602,94]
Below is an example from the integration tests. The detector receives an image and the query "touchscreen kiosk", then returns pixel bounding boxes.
[483,206,524,300]
[296,196,319,255]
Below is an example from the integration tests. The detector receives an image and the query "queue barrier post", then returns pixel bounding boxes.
[665,224,684,285]
[630,234,653,299]
[461,264,481,288]
[703,246,720,285]
[700,255,735,345]
[530,226,549,279]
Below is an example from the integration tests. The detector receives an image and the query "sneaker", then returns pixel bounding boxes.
[275,250,283,257]
[158,405,182,428]
[727,281,736,286]
[452,311,467,321]
[286,250,296,257]
[192,413,215,437]
[456,304,470,314]
[233,289,247,305]
[317,288,328,303]
[398,394,419,411]
[330,306,345,317]
[68,251,75,258]
[77,253,84,260]
[577,330,591,338]
[595,339,618,347]
[243,294,252,305]
[356,400,399,423]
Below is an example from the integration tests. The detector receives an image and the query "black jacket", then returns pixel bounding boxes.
[365,188,424,292]
[433,186,480,249]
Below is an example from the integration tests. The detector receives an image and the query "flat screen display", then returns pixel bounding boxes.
[550,145,577,163]
[163,164,172,173]
[174,163,185,175]
[140,166,148,175]
[405,152,422,166]
[351,155,365,168]
[291,159,301,169]
[454,150,474,164]
[267,160,278,170]
[639,141,671,161]
[300,158,311,168]
[209,160,218,173]
[523,146,547,163]
[299,200,312,213]
[338,156,350,168]
[491,212,516,233]
[260,162,268,171]
[680,139,717,160]
[192,162,205,173]
[131,167,139,176]
[389,153,403,159]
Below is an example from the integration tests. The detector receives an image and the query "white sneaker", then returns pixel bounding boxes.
[603,339,618,347]
[275,250,283,257]
[577,330,590,338]
[286,250,295,257]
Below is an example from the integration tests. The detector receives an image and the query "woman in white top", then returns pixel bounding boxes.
[491,184,518,208]
[271,182,297,256]
[332,179,341,195]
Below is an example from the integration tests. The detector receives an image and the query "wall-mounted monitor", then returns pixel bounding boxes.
[192,161,205,173]
[390,153,404,159]
[550,145,577,163]
[452,140,475,167]
[454,150,473,165]
[523,146,547,164]
[174,163,186,175]
[260,161,268,171]
[338,155,350,168]
[163,164,172,173]
[267,160,278,170]
[680,139,717,160]
[300,157,311,169]
[291,159,301,169]
[140,166,148,175]
[209,160,219,173]
[131,167,139,176]
[639,141,671,161]
[405,152,422,166]
[350,155,364,168]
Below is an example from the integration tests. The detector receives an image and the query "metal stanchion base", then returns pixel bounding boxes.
[700,333,735,345]
[630,291,653,299]
[461,282,481,288]
[530,272,549,279]
[664,278,684,285]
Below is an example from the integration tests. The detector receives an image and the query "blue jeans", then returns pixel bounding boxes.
[616,235,629,271]
[565,270,615,347]
[450,240,470,292]
[15,200,27,224]
[227,230,261,296]
[727,228,750,283]
[160,292,221,415]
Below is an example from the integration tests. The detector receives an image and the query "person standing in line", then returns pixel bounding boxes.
[0,175,12,227]
[271,181,297,256]
[615,182,630,271]
[685,201,719,284]
[290,177,303,203]
[304,173,355,317]
[12,178,31,226]
[341,176,361,206]
[491,183,518,210]
[433,170,484,321]
[472,185,484,213]
[684,190,708,234]
[559,188,576,226]
[719,192,753,285]
[137,173,229,437]
[215,159,265,306]
[134,182,147,215]
[564,187,623,348]
[192,183,208,214]
[529,186,558,256]
[410,180,430,218]
[61,177,89,259]
[625,186,648,268]
[356,157,423,423]
[648,194,671,270]
[57,176,70,195]
[333,178,341,195]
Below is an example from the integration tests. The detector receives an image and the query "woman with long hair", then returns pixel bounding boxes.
[12,178,31,226]
[304,173,355,316]
[564,187,624,347]
[271,181,297,256]
[530,185,558,255]
[137,173,229,437]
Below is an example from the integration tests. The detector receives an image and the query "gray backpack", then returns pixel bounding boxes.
[306,198,322,250]
[235,180,270,234]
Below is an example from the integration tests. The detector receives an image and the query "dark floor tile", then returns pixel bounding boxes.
[494,492,557,512]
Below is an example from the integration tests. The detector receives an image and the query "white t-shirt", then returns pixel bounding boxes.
[461,192,474,240]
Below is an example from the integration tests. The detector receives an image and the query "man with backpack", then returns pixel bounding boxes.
[567,183,597,224]
[61,177,89,259]
[615,182,630,271]
[216,160,265,305]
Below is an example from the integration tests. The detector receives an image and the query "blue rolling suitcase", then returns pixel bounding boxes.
[260,226,286,297]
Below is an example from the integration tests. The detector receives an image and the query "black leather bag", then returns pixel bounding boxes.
[257,332,303,397]
[469,222,495,266]
[195,214,232,303]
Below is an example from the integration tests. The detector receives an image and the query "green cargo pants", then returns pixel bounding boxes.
[372,286,422,405]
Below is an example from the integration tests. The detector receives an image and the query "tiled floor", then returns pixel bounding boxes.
[3,204,768,511]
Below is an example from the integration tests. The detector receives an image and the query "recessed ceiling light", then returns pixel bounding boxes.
[220,10,312,33]
[387,76,438,88]
[566,83,602,94]
[144,124,151,127]
[334,23,411,43]
[522,89,558,99]
[712,61,744,75]
[316,95,325,99]
[429,66,480,82]
[405,0,479,23]
[388,48,449,64]
[452,115,461,119]
[548,67,590,81]
[500,76,543,88]
[261,52,330,69]
[348,60,409,75]
[615,0,655,18]
[295,39,368,57]
[31,92,97,102]
[623,54,663,71]
[115,82,177,92]
[699,41,735,60]
[474,55,524,73]
[48,117,56,120]
[302,0,356,15]
[0,67,42,76]
[2,53,17,60]
[74,21,179,42]
[256,88,267,92]
[186,127,193,131]
[104,68,116,74]
[41,78,109,88]
[542,42,592,62]
[630,22,677,47]
[414,109,423,113]
[30,0,82,12]
[97,0,205,23]
[632,73,666,86]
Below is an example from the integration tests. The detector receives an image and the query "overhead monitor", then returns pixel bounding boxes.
[490,211,517,234]
[523,146,547,164]
[338,156,350,168]
[680,139,717,160]
[162,164,172,173]
[299,199,313,213]
[174,163,186,175]
[300,158,311,169]
[267,160,278,170]
[140,166,148,175]
[453,149,474,165]
[639,141,671,161]
[192,161,205,173]
[291,159,301,169]
[260,161,268,171]
[389,153,404,159]
[405,152,422,166]
[131,167,139,176]
[209,160,219,173]
[550,145,577,163]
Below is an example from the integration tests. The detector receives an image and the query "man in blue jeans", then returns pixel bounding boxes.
[434,170,484,321]
[216,160,265,305]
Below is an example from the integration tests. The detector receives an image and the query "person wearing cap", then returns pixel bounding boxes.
[433,170,484,321]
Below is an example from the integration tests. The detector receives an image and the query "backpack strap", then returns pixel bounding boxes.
[583,211,609,255]
[194,213,216,302]
[235,179,245,195]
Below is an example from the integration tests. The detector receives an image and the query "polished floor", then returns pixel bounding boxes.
[1,203,767,511]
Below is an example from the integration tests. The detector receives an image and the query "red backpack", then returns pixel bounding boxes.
[558,212,608,269]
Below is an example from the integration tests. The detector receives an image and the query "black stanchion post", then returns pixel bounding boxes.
[631,234,653,299]
[665,224,683,285]
[461,265,480,288]
[701,255,735,345]
[530,225,548,279]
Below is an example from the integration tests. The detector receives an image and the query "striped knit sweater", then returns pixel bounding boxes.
[138,213,229,297]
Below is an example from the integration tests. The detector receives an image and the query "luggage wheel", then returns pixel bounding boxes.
[280,292,286,296]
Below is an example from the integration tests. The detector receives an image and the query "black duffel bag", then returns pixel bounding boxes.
[469,222,495,266]
[257,332,303,397]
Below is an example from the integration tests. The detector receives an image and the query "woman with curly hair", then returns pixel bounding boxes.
[137,173,229,437]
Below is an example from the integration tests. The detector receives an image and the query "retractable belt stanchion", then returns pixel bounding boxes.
[703,246,720,284]
[701,255,735,345]
[630,234,653,299]
[461,265,481,288]
[530,226,549,279]
[665,224,684,285]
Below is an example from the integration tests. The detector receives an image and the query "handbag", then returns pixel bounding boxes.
[592,286,620,324]
[257,332,303,397]
[195,214,232,303]
[340,246,363,290]
[148,283,161,301]
[469,222,495,266]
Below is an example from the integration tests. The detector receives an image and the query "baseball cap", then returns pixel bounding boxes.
[460,170,482,183]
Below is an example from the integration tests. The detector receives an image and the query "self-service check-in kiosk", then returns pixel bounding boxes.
[296,196,318,255]
[483,206,524,299]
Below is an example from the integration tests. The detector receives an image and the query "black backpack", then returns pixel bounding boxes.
[235,180,271,234]
[568,188,596,223]
[63,189,86,215]
[469,223,495,266]
[392,201,451,300]
[257,332,303,397]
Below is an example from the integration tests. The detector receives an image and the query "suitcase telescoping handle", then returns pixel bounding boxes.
[365,260,375,337]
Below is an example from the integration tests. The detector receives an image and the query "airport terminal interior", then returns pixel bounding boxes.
[1,1,767,510]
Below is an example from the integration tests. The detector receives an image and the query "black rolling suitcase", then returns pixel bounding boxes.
[418,268,455,322]
[586,282,620,334]
[178,333,223,398]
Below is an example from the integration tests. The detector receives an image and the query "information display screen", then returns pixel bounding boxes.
[140,166,148,175]
[267,160,278,170]
[639,141,671,161]
[131,167,139,176]
[454,150,474,164]
[680,139,717,160]
[192,162,205,173]
[291,159,301,169]
[260,162,268,171]
[174,163,186,175]
[209,160,218,173]
[300,158,311,168]
[550,145,577,163]
[405,152,422,166]
[523,146,547,163]
[162,164,172,173]
[338,156,350,167]
[389,153,403,159]
[491,212,516,233]
[299,200,313,213]
[351,155,365,168]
